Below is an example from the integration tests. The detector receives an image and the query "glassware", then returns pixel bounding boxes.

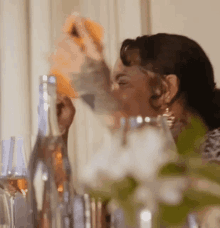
[0,138,11,228]
[0,136,29,228]
[27,75,75,228]
[6,136,28,197]
[0,188,11,228]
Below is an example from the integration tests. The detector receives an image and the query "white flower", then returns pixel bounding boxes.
[158,177,189,205]
[80,131,130,187]
[81,124,177,185]
[135,177,189,212]
[81,151,108,189]
[80,119,183,211]
[135,184,156,212]
[126,126,176,181]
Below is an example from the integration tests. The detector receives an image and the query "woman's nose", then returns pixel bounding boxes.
[111,82,119,92]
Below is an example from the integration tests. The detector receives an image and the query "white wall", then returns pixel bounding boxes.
[150,0,220,86]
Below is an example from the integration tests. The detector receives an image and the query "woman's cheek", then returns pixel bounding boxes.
[121,91,143,115]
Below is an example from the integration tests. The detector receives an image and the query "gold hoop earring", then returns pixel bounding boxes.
[162,107,175,128]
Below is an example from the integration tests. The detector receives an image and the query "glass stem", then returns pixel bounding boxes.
[10,196,15,228]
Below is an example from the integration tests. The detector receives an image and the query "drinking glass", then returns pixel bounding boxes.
[0,136,29,228]
[6,137,28,197]
[0,186,11,228]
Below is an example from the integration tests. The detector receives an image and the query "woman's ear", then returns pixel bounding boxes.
[164,74,179,103]
[156,74,179,110]
[150,74,179,110]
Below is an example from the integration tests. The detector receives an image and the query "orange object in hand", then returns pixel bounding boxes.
[63,14,103,52]
[50,14,104,98]
[50,67,77,98]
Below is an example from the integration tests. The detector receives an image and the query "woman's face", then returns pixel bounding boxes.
[111,59,159,117]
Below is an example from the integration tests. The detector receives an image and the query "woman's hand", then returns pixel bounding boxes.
[56,94,75,135]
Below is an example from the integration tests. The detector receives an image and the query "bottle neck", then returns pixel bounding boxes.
[38,81,60,137]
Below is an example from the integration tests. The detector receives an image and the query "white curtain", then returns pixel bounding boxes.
[0,0,81,183]
[0,0,31,148]
[0,0,149,186]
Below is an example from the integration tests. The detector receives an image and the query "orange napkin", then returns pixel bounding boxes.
[50,14,104,98]
[63,14,103,52]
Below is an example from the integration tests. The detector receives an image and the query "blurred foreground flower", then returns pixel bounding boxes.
[79,117,220,227]
[135,177,189,213]
[80,123,183,226]
[81,125,174,186]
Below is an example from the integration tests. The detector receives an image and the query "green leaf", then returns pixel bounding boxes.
[88,189,111,202]
[157,197,192,226]
[111,177,140,227]
[186,188,220,209]
[118,198,142,227]
[194,165,220,184]
[176,116,207,157]
[86,179,116,201]
[187,158,220,185]
[157,187,220,227]
[89,176,140,227]
[112,176,138,201]
[159,162,187,177]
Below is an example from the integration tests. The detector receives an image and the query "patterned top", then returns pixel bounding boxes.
[203,128,220,161]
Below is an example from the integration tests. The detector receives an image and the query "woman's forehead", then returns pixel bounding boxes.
[113,59,124,72]
[112,59,143,78]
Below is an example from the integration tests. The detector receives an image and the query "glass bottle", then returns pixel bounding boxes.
[27,75,74,228]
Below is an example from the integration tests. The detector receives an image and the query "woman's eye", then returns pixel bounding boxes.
[118,81,128,86]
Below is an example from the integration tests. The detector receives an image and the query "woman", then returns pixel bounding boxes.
[59,17,220,160]
[54,16,220,227]
[110,34,220,160]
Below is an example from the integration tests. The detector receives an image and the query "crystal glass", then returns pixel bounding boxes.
[1,136,28,197]
[0,136,29,228]
[0,188,11,228]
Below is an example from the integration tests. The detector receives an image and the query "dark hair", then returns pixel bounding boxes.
[120,33,220,129]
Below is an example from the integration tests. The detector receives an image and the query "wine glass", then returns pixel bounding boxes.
[0,136,29,228]
[0,138,11,228]
[0,188,11,228]
[0,139,12,228]
[4,136,28,198]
